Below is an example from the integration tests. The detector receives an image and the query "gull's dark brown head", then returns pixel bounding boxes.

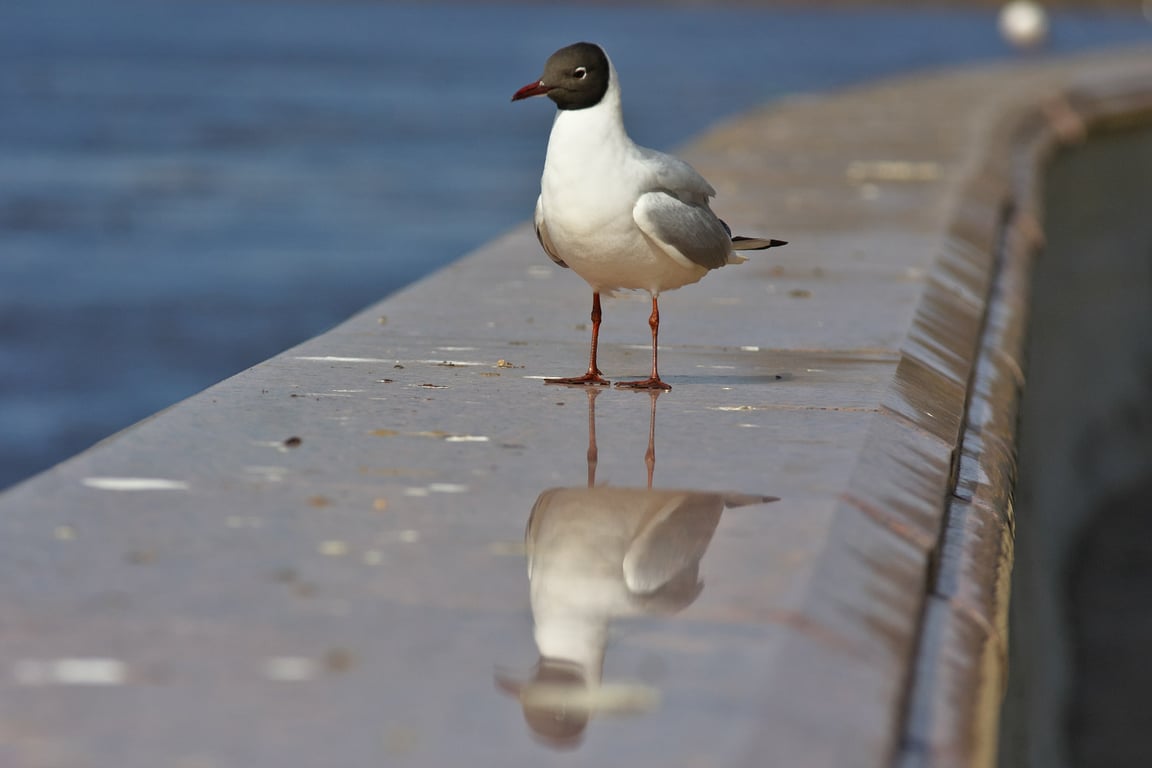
[511,42,611,111]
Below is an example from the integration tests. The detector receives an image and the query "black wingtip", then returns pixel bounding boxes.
[731,236,789,250]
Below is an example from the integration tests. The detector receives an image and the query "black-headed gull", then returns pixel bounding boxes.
[512,41,787,390]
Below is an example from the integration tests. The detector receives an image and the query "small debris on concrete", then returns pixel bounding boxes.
[272,567,298,584]
[263,656,317,682]
[124,550,156,565]
[324,648,354,673]
[283,436,302,448]
[318,540,349,556]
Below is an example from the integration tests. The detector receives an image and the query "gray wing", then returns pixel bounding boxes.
[622,492,723,598]
[534,196,568,269]
[636,147,716,205]
[633,191,733,271]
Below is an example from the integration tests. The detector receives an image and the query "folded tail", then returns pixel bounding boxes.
[731,236,788,251]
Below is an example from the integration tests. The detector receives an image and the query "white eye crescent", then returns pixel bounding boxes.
[574,67,587,79]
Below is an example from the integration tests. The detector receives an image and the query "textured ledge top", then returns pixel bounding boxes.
[1,46,1150,768]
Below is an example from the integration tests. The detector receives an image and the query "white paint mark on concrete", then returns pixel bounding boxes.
[251,440,291,454]
[417,359,484,367]
[846,160,940,182]
[404,487,430,497]
[428,483,469,494]
[435,346,477,352]
[295,356,394,363]
[444,435,489,443]
[740,345,761,352]
[14,658,128,686]
[263,656,317,682]
[244,466,289,482]
[83,477,189,492]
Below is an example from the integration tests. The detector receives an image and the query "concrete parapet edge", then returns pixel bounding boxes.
[895,61,1152,767]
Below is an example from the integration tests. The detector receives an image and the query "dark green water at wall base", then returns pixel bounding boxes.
[1000,125,1152,768]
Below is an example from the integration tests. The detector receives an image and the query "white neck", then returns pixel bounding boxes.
[534,616,607,681]
[543,58,631,173]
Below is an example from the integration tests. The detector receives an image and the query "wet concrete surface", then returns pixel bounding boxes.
[1,47,1152,768]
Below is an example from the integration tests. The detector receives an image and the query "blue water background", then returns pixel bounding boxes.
[1,1,1149,490]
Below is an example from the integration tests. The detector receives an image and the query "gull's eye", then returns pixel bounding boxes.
[573,67,587,79]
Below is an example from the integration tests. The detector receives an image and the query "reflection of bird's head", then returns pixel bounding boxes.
[495,658,591,750]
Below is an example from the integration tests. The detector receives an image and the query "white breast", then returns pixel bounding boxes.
[537,83,709,295]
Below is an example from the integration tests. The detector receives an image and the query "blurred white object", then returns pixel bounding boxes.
[999,1,1049,49]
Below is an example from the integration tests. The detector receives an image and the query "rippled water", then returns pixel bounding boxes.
[1,0,1148,490]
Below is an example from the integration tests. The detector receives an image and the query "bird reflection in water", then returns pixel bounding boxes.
[496,390,777,748]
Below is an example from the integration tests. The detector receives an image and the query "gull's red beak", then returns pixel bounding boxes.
[512,80,552,102]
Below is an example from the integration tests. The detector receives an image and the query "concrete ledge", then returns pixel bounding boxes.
[2,47,1151,767]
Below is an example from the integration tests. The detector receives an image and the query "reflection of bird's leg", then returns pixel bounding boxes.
[616,295,671,391]
[585,388,601,488]
[546,293,611,387]
[645,390,660,488]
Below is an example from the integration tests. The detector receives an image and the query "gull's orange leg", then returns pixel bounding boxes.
[546,292,611,386]
[615,295,671,391]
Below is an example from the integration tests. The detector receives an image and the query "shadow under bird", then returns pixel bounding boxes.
[512,41,787,390]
